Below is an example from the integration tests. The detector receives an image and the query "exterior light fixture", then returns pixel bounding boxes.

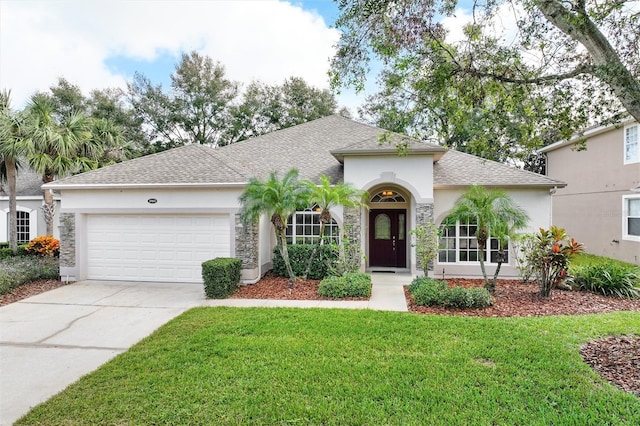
[381,190,394,196]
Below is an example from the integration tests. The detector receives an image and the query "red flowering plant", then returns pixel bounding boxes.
[25,235,60,257]
[520,226,583,297]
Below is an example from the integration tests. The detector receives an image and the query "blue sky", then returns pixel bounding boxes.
[0,0,476,113]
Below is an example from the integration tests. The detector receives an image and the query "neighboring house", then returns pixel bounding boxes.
[0,166,60,244]
[45,116,564,283]
[540,119,640,265]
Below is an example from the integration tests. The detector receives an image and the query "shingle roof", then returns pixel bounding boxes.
[48,144,248,186]
[46,115,563,189]
[0,166,43,197]
[434,150,565,188]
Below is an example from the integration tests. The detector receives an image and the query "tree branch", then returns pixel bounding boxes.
[462,62,595,84]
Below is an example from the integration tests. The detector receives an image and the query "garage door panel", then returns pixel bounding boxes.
[86,214,231,283]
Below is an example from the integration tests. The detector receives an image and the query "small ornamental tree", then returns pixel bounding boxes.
[521,226,583,298]
[409,222,440,276]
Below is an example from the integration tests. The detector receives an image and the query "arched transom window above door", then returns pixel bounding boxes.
[370,190,406,203]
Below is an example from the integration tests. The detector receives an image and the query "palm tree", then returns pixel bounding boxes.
[239,169,310,289]
[302,174,367,279]
[446,185,529,293]
[0,90,28,253]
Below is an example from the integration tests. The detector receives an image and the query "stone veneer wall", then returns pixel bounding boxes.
[58,212,76,269]
[415,202,435,272]
[235,213,258,269]
[343,207,362,247]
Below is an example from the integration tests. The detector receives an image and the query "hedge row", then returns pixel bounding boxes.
[272,244,338,280]
[409,277,493,308]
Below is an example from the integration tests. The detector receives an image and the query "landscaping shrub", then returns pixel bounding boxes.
[0,244,30,258]
[409,277,448,306]
[318,272,371,298]
[25,236,60,256]
[273,244,338,280]
[0,256,60,295]
[409,276,493,308]
[202,257,242,299]
[570,262,640,298]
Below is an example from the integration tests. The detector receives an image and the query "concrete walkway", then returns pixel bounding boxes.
[0,274,411,425]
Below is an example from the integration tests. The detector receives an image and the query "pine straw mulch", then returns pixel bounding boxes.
[2,275,638,397]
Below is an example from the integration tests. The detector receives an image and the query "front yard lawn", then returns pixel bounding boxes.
[17,308,640,425]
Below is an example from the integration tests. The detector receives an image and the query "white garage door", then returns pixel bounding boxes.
[86,214,231,283]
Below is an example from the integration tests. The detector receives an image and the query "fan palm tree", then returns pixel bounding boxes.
[302,174,367,279]
[446,185,529,293]
[239,169,310,289]
[25,94,97,235]
[0,90,28,253]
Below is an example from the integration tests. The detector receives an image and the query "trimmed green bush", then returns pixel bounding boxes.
[318,272,371,298]
[570,262,639,298]
[0,256,60,295]
[202,257,242,299]
[409,277,448,306]
[409,276,493,308]
[273,244,339,280]
[0,244,30,259]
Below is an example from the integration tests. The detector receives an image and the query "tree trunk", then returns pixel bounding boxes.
[535,0,640,123]
[42,188,56,236]
[301,218,327,280]
[478,239,492,292]
[277,230,297,290]
[6,158,17,252]
[491,250,506,291]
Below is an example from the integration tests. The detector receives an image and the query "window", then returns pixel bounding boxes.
[624,124,639,164]
[286,207,339,245]
[15,211,30,244]
[3,208,34,244]
[438,219,508,264]
[623,196,640,241]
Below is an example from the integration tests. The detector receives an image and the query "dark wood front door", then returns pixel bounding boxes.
[369,209,407,268]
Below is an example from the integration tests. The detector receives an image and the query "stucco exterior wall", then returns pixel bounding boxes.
[0,197,60,242]
[433,188,553,278]
[545,124,640,265]
[343,155,434,202]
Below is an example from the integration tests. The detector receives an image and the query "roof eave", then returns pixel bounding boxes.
[43,182,248,190]
[331,149,446,162]
[434,182,567,190]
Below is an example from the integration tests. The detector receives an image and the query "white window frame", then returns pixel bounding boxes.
[624,124,639,165]
[438,219,508,265]
[286,207,340,245]
[622,195,640,242]
[1,206,37,243]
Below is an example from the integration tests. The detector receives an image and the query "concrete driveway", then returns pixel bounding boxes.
[0,280,206,426]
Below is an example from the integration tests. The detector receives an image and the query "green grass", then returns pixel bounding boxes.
[571,253,637,269]
[0,256,59,295]
[17,308,640,425]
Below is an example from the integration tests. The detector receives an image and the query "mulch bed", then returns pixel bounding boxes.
[229,271,368,301]
[0,279,68,307]
[405,278,640,317]
[3,274,638,397]
[581,335,640,397]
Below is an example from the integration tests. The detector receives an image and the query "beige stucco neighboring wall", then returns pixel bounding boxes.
[545,124,640,265]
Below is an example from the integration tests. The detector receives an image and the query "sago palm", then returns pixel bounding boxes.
[446,185,529,292]
[239,169,310,289]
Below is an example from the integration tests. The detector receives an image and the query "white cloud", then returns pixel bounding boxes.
[0,0,341,108]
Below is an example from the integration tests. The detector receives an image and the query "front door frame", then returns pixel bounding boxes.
[368,208,407,268]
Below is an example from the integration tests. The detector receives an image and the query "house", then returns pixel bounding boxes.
[44,115,564,283]
[0,166,60,244]
[540,118,640,265]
